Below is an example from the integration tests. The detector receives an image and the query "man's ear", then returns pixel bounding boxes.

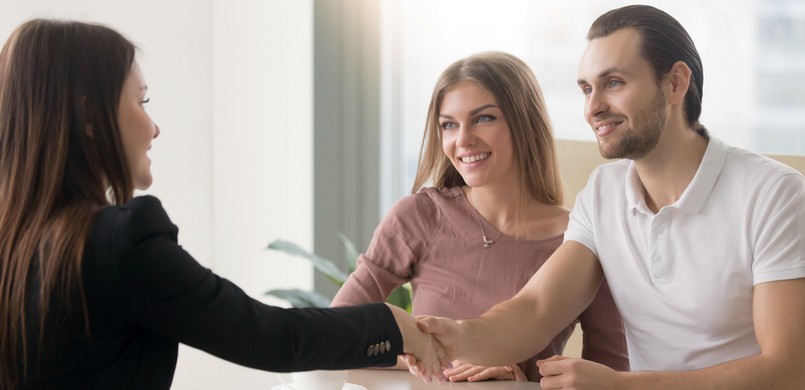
[665,61,692,105]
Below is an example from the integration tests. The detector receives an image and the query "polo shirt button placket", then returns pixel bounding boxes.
[649,214,671,281]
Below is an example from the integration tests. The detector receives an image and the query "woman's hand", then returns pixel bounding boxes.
[443,360,528,382]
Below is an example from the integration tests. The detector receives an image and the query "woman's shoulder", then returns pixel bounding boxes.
[93,195,177,244]
[84,196,179,287]
[390,187,464,218]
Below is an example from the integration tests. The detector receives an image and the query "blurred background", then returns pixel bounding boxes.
[2,0,803,388]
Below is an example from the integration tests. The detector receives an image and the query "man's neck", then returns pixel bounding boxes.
[634,126,709,213]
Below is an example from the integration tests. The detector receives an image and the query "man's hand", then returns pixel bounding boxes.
[443,360,527,382]
[386,304,450,383]
[415,315,464,359]
[537,355,622,390]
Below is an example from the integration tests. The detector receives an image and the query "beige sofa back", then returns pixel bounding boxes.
[556,139,805,208]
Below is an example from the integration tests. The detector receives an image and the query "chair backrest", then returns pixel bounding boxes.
[556,139,805,208]
[556,140,609,208]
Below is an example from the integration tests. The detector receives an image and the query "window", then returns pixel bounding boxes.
[379,0,805,211]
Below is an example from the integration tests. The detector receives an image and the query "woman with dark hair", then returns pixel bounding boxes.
[0,19,443,389]
[332,51,628,382]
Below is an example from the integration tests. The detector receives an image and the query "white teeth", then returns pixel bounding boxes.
[460,153,490,163]
[597,121,622,131]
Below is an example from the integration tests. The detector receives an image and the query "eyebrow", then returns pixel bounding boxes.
[439,103,498,119]
[577,67,631,86]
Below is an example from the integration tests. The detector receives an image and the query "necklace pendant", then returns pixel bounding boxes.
[482,235,493,249]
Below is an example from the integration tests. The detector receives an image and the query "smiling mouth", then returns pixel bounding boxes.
[595,120,623,136]
[460,153,491,163]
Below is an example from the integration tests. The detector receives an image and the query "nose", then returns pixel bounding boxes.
[153,124,161,139]
[585,89,608,120]
[455,125,475,148]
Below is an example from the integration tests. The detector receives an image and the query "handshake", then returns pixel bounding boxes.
[386,304,527,383]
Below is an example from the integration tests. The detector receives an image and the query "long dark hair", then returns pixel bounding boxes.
[587,5,707,134]
[0,19,136,388]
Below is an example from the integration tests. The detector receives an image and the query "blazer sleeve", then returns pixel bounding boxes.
[112,196,403,371]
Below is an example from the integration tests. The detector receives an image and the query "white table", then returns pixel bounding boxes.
[272,369,541,389]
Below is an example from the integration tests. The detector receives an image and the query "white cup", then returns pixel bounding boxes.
[278,370,347,390]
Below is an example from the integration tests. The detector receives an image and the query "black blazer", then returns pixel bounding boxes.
[23,196,401,389]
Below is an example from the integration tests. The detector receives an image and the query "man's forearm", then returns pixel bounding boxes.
[457,242,605,367]
[619,353,804,390]
[455,295,549,366]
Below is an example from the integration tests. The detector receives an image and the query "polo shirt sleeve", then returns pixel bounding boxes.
[565,169,601,258]
[751,172,805,285]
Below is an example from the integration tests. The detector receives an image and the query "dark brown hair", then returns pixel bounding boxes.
[588,5,707,134]
[0,19,136,388]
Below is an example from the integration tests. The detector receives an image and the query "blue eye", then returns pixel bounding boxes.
[440,121,458,130]
[581,86,592,95]
[608,80,622,88]
[476,115,495,123]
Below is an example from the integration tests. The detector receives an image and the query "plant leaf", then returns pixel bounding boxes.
[385,283,413,313]
[264,288,332,308]
[267,240,349,285]
[338,233,359,273]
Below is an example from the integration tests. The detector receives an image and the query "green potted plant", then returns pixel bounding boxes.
[265,234,412,312]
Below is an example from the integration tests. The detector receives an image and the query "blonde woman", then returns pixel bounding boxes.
[333,52,628,382]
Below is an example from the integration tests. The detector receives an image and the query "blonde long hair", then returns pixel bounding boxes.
[411,51,563,215]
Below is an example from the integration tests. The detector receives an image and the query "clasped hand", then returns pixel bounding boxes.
[397,314,529,383]
[386,305,451,383]
[391,313,514,383]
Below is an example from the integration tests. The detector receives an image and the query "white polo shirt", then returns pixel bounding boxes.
[565,136,805,371]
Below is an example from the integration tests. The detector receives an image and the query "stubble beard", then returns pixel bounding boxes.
[598,91,667,160]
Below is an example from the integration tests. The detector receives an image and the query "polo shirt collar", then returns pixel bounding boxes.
[625,136,727,216]
[625,163,646,215]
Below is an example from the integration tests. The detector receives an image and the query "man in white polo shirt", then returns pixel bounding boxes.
[413,5,805,389]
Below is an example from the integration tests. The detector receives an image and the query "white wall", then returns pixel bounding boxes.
[0,0,216,268]
[172,1,314,388]
[0,1,314,389]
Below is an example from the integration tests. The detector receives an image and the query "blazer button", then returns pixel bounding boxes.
[385,340,391,352]
[374,343,381,355]
[366,345,375,356]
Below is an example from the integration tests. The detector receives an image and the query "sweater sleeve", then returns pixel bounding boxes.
[332,193,439,307]
[577,278,630,371]
[113,196,403,371]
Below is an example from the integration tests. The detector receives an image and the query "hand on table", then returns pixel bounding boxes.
[537,355,622,390]
[386,304,451,383]
[443,360,527,382]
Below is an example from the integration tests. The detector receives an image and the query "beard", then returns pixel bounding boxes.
[598,90,667,160]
